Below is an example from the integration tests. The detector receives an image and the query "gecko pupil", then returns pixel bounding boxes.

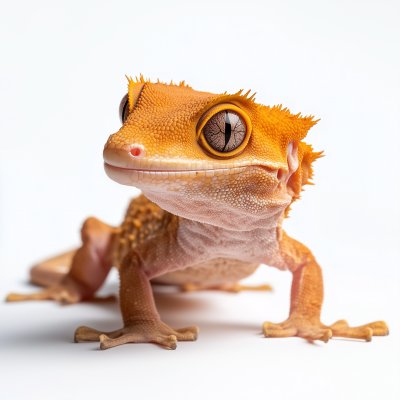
[202,110,246,153]
[222,111,232,152]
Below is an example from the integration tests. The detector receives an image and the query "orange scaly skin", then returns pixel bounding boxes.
[7,76,388,350]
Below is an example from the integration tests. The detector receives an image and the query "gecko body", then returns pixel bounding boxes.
[7,76,388,349]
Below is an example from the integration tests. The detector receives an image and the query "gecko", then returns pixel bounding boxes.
[6,75,389,350]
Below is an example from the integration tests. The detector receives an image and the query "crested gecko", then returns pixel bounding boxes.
[7,76,389,350]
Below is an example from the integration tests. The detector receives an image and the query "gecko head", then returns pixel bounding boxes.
[103,75,322,230]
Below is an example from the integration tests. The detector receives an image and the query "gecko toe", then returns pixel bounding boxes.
[173,326,199,341]
[74,326,104,342]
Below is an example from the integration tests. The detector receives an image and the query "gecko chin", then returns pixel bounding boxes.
[104,162,291,231]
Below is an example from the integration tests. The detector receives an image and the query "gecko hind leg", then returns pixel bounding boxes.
[6,217,116,305]
[181,282,272,293]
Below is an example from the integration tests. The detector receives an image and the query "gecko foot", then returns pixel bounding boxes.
[6,285,116,305]
[74,320,199,350]
[6,285,82,305]
[262,318,388,343]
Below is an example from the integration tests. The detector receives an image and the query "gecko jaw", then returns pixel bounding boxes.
[104,162,278,190]
[104,162,252,186]
[104,162,231,173]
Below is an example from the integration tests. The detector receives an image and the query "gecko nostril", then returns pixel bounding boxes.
[128,145,146,160]
[130,148,141,157]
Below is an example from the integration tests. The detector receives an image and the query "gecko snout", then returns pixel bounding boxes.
[103,143,146,169]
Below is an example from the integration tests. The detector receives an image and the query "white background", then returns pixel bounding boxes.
[0,1,399,399]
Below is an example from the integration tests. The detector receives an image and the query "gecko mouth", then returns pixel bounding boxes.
[104,162,249,185]
[104,162,242,173]
[104,162,281,189]
[102,145,285,183]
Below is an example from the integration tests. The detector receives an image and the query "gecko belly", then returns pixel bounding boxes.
[152,258,259,286]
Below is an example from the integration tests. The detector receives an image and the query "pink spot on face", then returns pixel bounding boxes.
[130,148,141,157]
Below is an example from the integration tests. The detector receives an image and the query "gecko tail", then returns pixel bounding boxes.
[29,250,76,287]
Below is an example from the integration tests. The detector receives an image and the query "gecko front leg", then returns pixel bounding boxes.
[75,217,199,350]
[263,232,389,342]
[75,253,198,350]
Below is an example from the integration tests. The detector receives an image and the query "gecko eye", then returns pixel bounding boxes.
[203,110,246,153]
[197,104,252,157]
[119,93,129,124]
[120,82,145,125]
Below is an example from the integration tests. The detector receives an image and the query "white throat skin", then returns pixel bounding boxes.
[141,171,289,232]
[175,215,285,268]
